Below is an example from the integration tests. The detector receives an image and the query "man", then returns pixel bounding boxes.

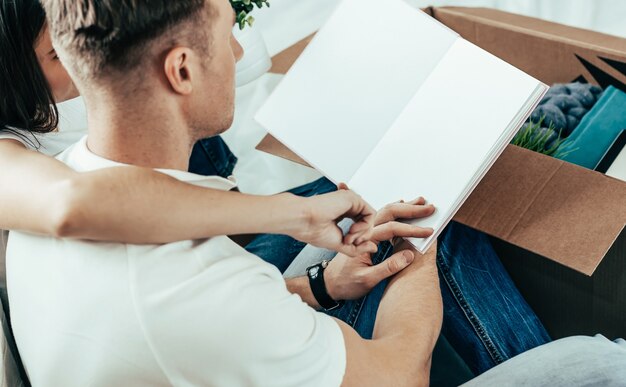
[8,0,626,386]
[8,0,441,385]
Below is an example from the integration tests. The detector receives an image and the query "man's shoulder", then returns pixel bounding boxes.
[127,236,280,288]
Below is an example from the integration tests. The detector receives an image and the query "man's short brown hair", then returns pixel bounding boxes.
[42,0,211,81]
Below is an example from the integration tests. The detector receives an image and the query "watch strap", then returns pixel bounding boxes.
[306,261,342,311]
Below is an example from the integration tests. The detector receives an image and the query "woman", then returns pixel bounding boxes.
[0,0,378,262]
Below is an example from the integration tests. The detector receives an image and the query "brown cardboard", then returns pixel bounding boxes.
[257,6,626,338]
[256,133,308,166]
[426,7,626,89]
[257,8,626,276]
[455,146,626,275]
[269,34,315,75]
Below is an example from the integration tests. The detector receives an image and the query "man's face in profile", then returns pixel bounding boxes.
[188,0,244,139]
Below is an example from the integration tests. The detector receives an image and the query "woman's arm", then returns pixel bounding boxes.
[0,140,375,254]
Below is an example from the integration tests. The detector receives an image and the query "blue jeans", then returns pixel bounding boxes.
[324,241,393,339]
[436,223,551,375]
[189,139,551,375]
[188,136,238,178]
[281,221,551,373]
[245,177,338,273]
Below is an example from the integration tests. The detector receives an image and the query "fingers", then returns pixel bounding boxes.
[356,202,377,226]
[371,221,434,242]
[335,189,375,218]
[344,219,374,245]
[347,219,371,234]
[407,197,426,205]
[364,250,416,285]
[395,197,426,206]
[327,190,434,257]
[344,222,375,252]
[338,217,377,255]
[336,240,378,256]
[376,199,435,225]
[336,190,376,235]
[343,219,369,243]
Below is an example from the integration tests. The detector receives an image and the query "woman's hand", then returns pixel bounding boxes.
[291,187,378,256]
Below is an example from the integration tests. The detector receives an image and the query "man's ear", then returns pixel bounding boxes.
[164,47,194,95]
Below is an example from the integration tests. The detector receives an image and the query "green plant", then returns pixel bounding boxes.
[511,117,577,158]
[230,0,270,29]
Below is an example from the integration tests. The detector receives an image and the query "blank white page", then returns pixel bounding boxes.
[606,146,626,182]
[348,39,543,252]
[255,0,458,183]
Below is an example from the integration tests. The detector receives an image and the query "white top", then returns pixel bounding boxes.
[0,128,84,155]
[0,96,88,154]
[6,136,346,387]
[0,98,88,262]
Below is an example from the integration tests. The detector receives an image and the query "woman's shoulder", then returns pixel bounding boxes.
[0,127,36,149]
[0,97,87,155]
[0,126,85,156]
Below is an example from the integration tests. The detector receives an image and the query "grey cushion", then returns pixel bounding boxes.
[0,291,28,387]
[0,231,29,387]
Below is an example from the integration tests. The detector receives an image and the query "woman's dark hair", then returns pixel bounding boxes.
[0,0,58,136]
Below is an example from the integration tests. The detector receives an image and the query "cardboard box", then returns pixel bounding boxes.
[256,7,626,339]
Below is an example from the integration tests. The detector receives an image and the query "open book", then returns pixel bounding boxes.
[255,0,547,253]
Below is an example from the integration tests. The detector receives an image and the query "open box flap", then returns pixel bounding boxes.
[455,145,626,276]
[429,7,626,89]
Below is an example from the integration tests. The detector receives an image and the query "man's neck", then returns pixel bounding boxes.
[84,95,194,171]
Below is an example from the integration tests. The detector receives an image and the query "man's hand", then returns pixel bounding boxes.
[289,186,378,256]
[365,197,435,243]
[325,249,416,301]
[324,197,436,301]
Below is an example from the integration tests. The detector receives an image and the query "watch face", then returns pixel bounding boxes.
[309,266,320,278]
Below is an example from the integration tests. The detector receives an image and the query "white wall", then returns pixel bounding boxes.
[405,0,626,37]
[253,0,626,56]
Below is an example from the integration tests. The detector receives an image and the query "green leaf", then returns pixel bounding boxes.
[230,0,269,29]
[511,116,576,158]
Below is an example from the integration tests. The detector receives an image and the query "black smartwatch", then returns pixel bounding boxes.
[306,260,343,311]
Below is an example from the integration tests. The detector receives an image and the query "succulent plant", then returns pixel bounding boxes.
[230,0,270,29]
[511,117,576,159]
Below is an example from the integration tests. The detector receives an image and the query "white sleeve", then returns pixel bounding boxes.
[131,247,347,387]
[0,130,32,149]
